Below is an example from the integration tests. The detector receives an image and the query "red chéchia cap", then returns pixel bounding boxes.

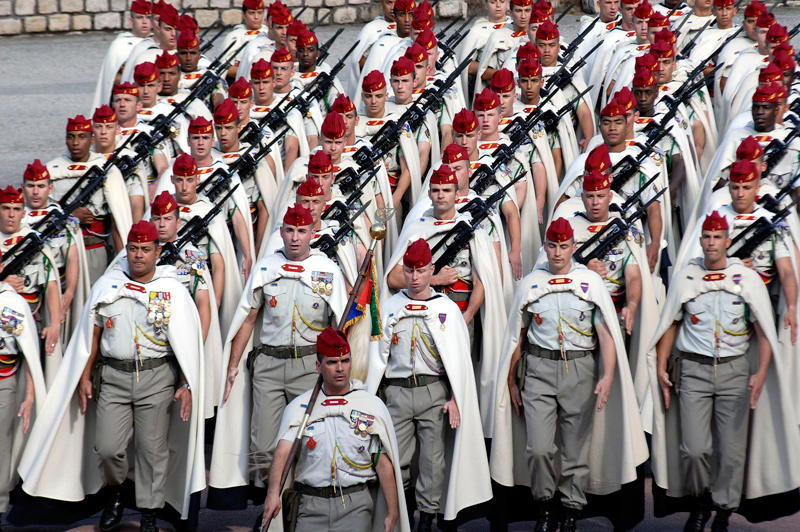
[429,165,458,185]
[403,238,432,268]
[173,153,198,177]
[23,159,50,182]
[151,190,179,215]
[702,210,729,231]
[308,151,333,174]
[316,327,350,357]
[582,170,611,191]
[296,177,324,197]
[321,112,346,139]
[546,217,573,242]
[283,202,313,226]
[127,220,159,243]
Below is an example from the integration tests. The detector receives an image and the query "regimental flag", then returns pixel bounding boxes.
[343,256,382,339]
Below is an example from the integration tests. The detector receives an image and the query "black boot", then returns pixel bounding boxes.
[560,508,579,532]
[99,487,124,531]
[140,508,158,532]
[417,511,435,532]
[683,497,711,532]
[710,509,732,532]
[534,498,558,532]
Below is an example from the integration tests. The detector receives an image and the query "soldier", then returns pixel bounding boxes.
[220,203,347,487]
[236,0,294,84]
[293,28,346,109]
[474,0,533,91]
[262,327,408,532]
[367,239,492,531]
[112,82,171,181]
[134,60,190,156]
[388,56,434,177]
[154,51,213,121]
[220,0,270,81]
[121,0,180,83]
[175,29,227,109]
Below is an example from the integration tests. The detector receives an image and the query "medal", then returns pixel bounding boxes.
[269,295,277,308]
[439,313,447,330]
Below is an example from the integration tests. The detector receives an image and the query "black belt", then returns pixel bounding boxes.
[384,374,445,388]
[99,355,172,372]
[524,345,592,361]
[680,352,744,365]
[294,482,372,498]
[250,344,317,360]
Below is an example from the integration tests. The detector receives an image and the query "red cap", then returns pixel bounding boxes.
[453,108,478,133]
[23,159,49,182]
[296,176,324,197]
[533,0,554,15]
[362,70,387,93]
[713,0,735,6]
[536,20,560,41]
[308,151,333,174]
[600,100,626,117]
[403,238,432,268]
[151,190,178,215]
[92,104,117,124]
[546,217,573,242]
[404,43,427,65]
[297,29,318,48]
[250,58,274,79]
[621,0,637,4]
[582,170,612,191]
[130,0,153,16]
[702,210,729,231]
[177,30,200,50]
[127,220,159,243]
[188,116,213,135]
[442,143,469,164]
[412,15,434,31]
[394,0,416,12]
[243,0,265,10]
[67,115,92,132]
[473,88,501,111]
[113,82,139,97]
[490,68,516,94]
[585,144,612,173]
[635,52,659,71]
[229,77,253,99]
[744,0,766,18]
[736,136,764,161]
[0,186,23,205]
[648,12,669,28]
[634,0,653,19]
[133,61,160,85]
[415,0,433,18]
[415,28,438,51]
[213,98,238,124]
[331,94,356,114]
[531,6,550,23]
[155,50,179,70]
[517,58,543,78]
[287,19,307,37]
[752,82,782,103]
[321,112,346,139]
[516,42,541,63]
[772,41,795,58]
[173,153,198,176]
[271,46,294,64]
[767,23,789,44]
[632,66,657,87]
[429,165,458,185]
[177,14,198,34]
[653,28,677,45]
[512,0,533,5]
[773,52,797,73]
[729,160,758,183]
[156,0,179,28]
[651,39,675,59]
[283,202,313,226]
[614,87,635,112]
[391,56,415,77]
[756,11,775,29]
[268,2,292,25]
[759,63,783,83]
[316,327,350,357]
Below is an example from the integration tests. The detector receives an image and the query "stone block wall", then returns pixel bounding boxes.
[0,0,468,36]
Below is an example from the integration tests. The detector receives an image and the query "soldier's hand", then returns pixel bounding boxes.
[443,397,460,429]
[262,492,281,529]
[60,292,74,323]
[741,257,754,269]
[784,306,797,345]
[17,396,34,434]
[71,207,95,225]
[578,138,589,152]
[586,258,607,277]
[242,256,253,280]
[384,512,398,532]
[5,275,24,293]
[174,385,192,422]
[646,242,659,273]
[594,375,613,412]
[509,249,522,281]
[78,377,93,414]
[620,305,636,335]
[222,367,239,404]
[749,371,767,409]
[508,379,523,417]
[41,324,59,355]
[657,370,672,410]
[431,266,458,287]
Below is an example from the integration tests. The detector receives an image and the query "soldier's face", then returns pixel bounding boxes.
[126,240,160,277]
[477,108,500,137]
[296,44,319,71]
[582,188,612,221]
[429,183,457,215]
[159,67,180,95]
[656,57,675,84]
[511,5,532,30]
[252,77,275,103]
[363,88,388,117]
[296,195,325,223]
[151,211,179,241]
[66,131,93,161]
[310,171,335,194]
[448,160,470,188]
[413,62,427,89]
[752,101,777,132]
[700,229,731,263]
[232,98,253,122]
[598,0,620,22]
[633,85,658,113]
[130,13,152,38]
[694,0,713,13]
[621,2,638,26]
[519,75,542,104]
[316,354,351,390]
[139,80,161,107]
[382,0,396,21]
[0,203,23,233]
[214,122,239,152]
[713,6,736,29]
[271,62,294,91]
[536,38,559,67]
[172,174,198,204]
[23,180,52,209]
[394,10,414,38]
[340,110,357,137]
[743,17,758,41]
[756,26,769,54]
[269,22,289,46]
[189,133,214,159]
[280,223,313,259]
[321,136,345,160]
[454,129,478,155]
[92,121,119,150]
[157,22,177,49]
[634,16,649,43]
[243,8,265,30]
[545,238,575,272]
[113,94,141,124]
[287,35,298,58]
[390,74,414,103]
[178,47,201,72]
[729,179,760,212]
[403,263,434,295]
[497,90,516,117]
[426,49,439,75]
[600,115,626,146]
[486,0,510,22]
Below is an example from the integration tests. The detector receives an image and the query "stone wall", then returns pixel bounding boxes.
[0,0,467,36]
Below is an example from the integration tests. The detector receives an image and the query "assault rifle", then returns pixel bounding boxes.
[317,27,344,64]
[430,171,525,273]
[158,185,240,266]
[545,40,603,92]
[310,9,332,31]
[436,14,478,70]
[679,19,713,57]
[555,3,573,24]
[761,120,800,181]
[199,24,228,54]
[559,15,600,65]
[323,165,382,224]
[728,197,800,260]
[311,201,370,259]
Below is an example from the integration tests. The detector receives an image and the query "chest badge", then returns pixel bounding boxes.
[534,313,543,325]
[306,436,317,450]
[581,282,589,293]
[269,295,277,308]
[690,314,699,325]
[350,410,375,436]
[392,333,399,345]
[438,313,447,330]
[105,317,114,329]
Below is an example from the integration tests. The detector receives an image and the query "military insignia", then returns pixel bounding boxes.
[733,274,742,285]
[321,398,348,406]
[392,333,399,345]
[439,313,447,330]
[579,312,585,321]
[311,271,334,295]
[125,282,146,293]
[147,291,172,334]
[402,122,412,138]
[702,273,726,282]
[269,295,277,308]
[690,314,699,324]
[282,263,305,273]
[105,317,114,329]
[405,304,428,311]
[580,282,589,293]
[306,436,317,450]
[0,307,24,335]
[312,302,319,309]
[548,278,572,285]
[350,410,375,436]
[534,313,543,325]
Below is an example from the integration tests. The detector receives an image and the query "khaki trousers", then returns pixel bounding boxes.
[384,380,448,514]
[95,363,175,509]
[0,374,18,512]
[295,489,374,532]
[250,353,318,481]
[679,356,751,510]
[522,353,597,510]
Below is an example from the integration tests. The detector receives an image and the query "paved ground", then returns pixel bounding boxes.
[2,7,800,531]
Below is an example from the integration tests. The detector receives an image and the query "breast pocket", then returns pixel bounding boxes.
[527,300,555,329]
[263,283,289,312]
[301,285,328,324]
[684,298,707,326]
[303,420,326,450]
[722,296,748,332]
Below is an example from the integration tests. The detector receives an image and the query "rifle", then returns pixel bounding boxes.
[545,40,603,92]
[441,14,477,48]
[574,178,666,264]
[436,22,476,70]
[679,18,713,57]
[238,91,293,145]
[430,171,526,273]
[761,123,800,181]
[559,15,600,65]
[351,53,475,170]
[311,201,371,258]
[199,24,228,54]
[555,4,573,24]
[158,184,240,266]
[671,7,692,38]
[198,20,221,41]
[317,27,344,64]
[727,197,800,260]
[310,9,331,31]
[435,15,463,41]
[323,165,382,223]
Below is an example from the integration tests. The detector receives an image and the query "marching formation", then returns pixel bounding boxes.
[2,0,800,531]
